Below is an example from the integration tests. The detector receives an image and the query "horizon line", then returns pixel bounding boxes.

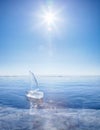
[0,74,100,77]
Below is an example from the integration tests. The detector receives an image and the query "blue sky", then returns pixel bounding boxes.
[0,0,100,75]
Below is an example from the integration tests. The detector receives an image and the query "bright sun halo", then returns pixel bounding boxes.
[38,7,61,31]
[44,11,55,25]
[41,9,57,31]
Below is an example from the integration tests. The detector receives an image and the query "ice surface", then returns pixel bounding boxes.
[0,76,100,130]
[0,76,100,109]
[0,106,100,130]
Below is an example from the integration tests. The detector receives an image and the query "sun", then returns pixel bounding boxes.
[43,11,55,26]
[36,6,61,32]
[40,8,58,31]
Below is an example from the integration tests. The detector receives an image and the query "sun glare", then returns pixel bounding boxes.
[37,6,62,32]
[43,11,55,25]
[40,8,58,31]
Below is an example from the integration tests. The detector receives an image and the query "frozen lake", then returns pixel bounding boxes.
[0,76,100,130]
